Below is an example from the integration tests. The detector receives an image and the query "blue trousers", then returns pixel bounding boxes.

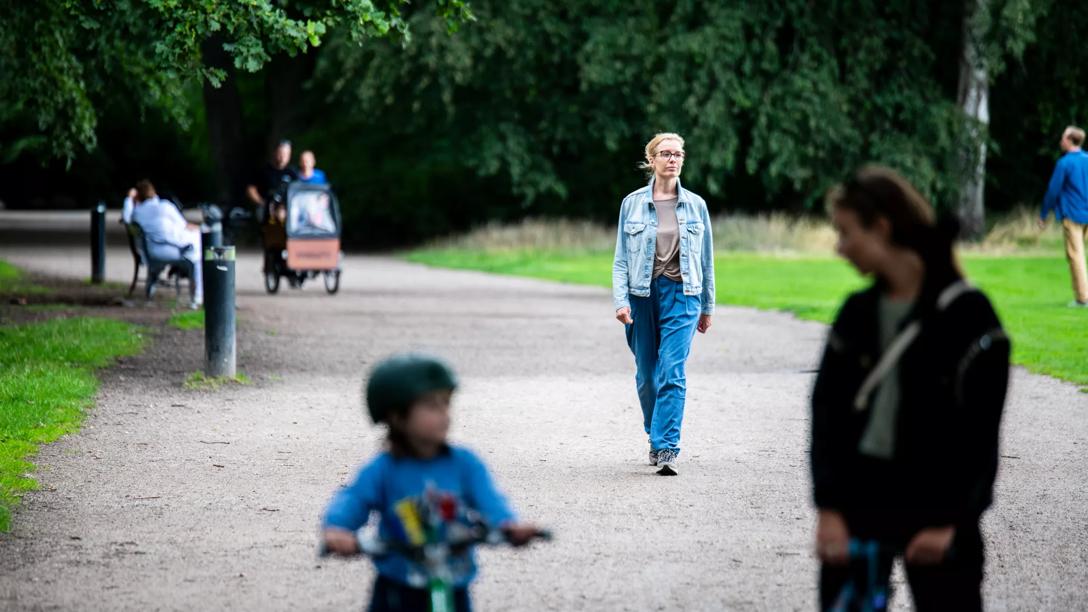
[625,275,701,453]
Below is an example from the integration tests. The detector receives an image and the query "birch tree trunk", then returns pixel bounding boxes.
[957,0,989,241]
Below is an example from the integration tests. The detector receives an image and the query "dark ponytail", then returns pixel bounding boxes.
[915,213,964,315]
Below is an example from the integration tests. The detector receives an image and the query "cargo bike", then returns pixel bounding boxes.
[261,181,343,294]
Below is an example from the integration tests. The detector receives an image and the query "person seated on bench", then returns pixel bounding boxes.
[130,179,203,307]
[122,187,138,224]
[123,187,180,224]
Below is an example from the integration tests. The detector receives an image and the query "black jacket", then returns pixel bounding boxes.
[810,281,1010,533]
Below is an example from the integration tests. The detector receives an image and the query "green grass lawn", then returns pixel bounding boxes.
[0,261,47,295]
[168,309,204,330]
[0,317,145,531]
[408,248,1087,390]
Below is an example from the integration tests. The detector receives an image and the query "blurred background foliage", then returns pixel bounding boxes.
[1,0,1085,248]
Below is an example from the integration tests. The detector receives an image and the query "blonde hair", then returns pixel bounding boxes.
[639,132,685,173]
[1065,125,1086,147]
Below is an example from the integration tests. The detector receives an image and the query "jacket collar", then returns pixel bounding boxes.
[644,176,689,207]
[857,273,969,328]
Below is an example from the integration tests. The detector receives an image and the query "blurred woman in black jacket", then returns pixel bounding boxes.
[811,166,1010,611]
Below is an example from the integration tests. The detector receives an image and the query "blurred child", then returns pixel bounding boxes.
[321,354,541,612]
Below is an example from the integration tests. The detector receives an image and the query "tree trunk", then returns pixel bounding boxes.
[201,35,247,205]
[957,0,989,241]
[262,52,317,152]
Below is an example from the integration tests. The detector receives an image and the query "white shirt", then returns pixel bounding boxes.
[122,196,135,224]
[131,196,189,248]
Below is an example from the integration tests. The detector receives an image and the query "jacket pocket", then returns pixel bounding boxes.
[686,222,705,253]
[624,223,646,252]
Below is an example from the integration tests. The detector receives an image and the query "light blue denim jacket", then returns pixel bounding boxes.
[612,177,715,315]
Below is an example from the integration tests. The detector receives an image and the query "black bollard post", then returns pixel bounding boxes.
[90,201,106,284]
[203,246,236,377]
[200,203,225,274]
[200,222,223,265]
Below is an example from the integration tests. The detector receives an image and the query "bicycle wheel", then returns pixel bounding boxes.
[323,270,340,294]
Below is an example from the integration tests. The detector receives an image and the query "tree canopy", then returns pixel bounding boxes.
[1,0,1081,248]
[0,0,470,162]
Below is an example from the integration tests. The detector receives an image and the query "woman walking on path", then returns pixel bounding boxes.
[612,133,715,476]
[811,166,1010,610]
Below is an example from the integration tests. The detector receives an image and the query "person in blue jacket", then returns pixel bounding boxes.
[321,354,540,612]
[1039,125,1088,307]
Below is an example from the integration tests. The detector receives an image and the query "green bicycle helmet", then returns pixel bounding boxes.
[365,353,459,424]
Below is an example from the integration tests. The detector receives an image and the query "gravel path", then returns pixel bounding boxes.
[0,214,1085,610]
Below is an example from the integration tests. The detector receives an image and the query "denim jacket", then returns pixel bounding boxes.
[612,177,715,315]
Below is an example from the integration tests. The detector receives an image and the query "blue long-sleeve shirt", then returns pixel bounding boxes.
[298,168,328,185]
[322,445,516,587]
[1042,150,1088,225]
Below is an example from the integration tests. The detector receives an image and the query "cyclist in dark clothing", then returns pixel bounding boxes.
[811,166,1011,611]
[246,139,298,223]
[246,139,299,285]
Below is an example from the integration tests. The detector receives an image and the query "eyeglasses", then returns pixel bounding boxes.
[656,151,685,161]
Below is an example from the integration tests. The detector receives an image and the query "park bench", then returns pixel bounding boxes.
[125,221,192,301]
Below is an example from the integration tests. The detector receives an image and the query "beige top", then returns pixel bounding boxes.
[653,197,682,282]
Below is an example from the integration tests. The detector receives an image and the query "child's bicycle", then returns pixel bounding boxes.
[320,486,551,612]
[831,536,963,612]
[830,539,895,612]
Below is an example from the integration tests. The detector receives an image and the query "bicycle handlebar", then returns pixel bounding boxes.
[319,527,553,559]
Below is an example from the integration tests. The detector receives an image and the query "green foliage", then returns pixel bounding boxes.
[0,0,472,163]
[315,0,1043,219]
[988,0,1088,209]
[0,317,145,531]
[1,1,1075,248]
